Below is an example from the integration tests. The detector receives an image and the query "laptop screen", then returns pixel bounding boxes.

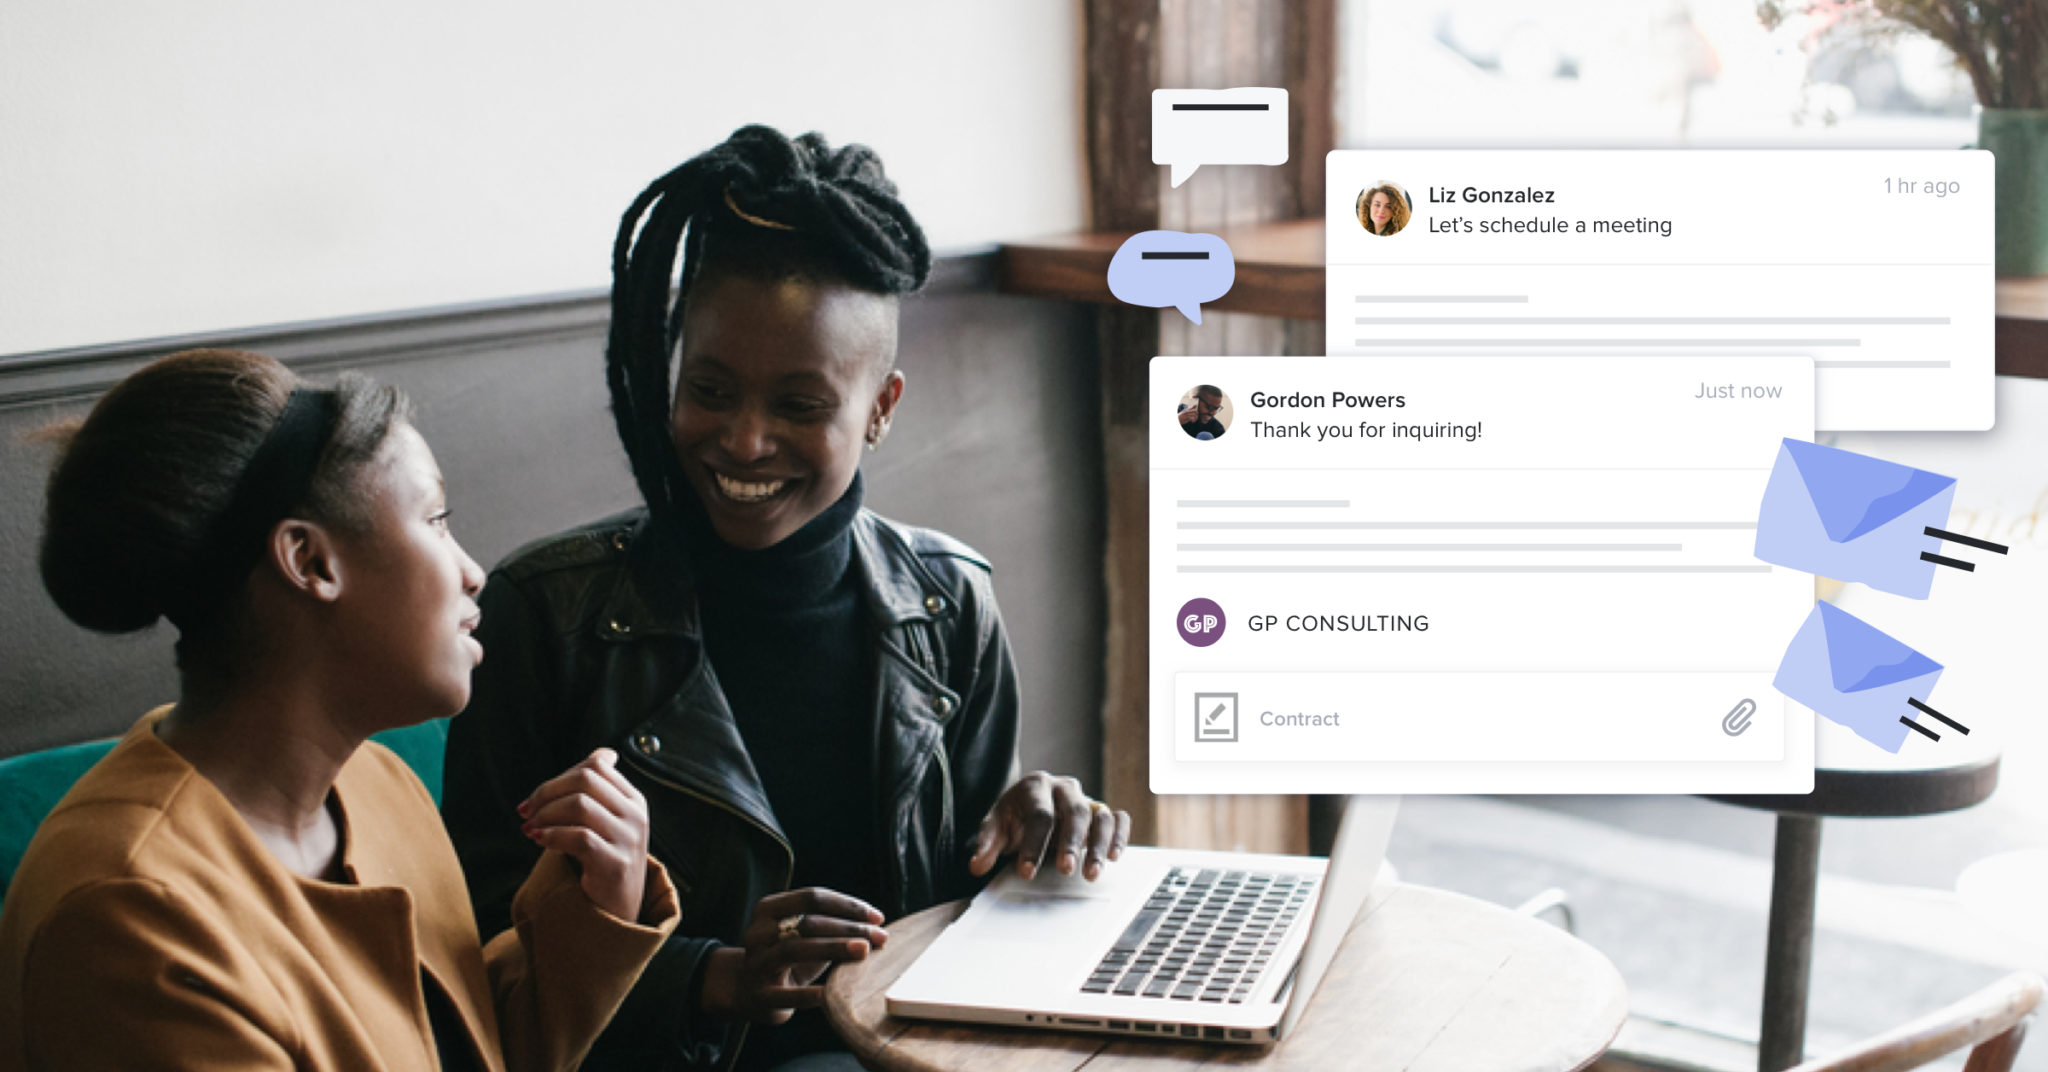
[1278,795,1401,1038]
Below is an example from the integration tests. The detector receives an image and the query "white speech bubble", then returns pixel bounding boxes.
[1152,87,1289,188]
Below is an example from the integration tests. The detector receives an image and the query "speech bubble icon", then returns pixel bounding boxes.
[1152,87,1289,188]
[1106,230,1235,324]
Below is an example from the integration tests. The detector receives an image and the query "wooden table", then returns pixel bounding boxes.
[824,883,1628,1072]
[1998,277,2048,379]
[1706,716,2002,1072]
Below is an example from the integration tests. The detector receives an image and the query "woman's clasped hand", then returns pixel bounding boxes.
[518,748,656,924]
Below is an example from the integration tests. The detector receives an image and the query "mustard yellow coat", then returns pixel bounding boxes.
[0,709,680,1072]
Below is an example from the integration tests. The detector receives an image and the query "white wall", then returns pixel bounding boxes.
[0,2,1085,354]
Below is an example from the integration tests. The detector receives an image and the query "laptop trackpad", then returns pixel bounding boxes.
[895,859,1171,1002]
[974,892,1107,952]
[966,868,1129,956]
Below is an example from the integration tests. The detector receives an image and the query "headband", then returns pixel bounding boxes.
[724,187,797,231]
[165,387,340,636]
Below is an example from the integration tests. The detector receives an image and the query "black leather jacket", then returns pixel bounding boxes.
[442,507,1021,1070]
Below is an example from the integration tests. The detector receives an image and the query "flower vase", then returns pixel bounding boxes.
[1980,109,2048,278]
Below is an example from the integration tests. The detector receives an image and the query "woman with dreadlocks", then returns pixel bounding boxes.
[443,126,1130,1072]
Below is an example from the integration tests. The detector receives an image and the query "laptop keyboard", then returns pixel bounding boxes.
[1080,868,1317,1004]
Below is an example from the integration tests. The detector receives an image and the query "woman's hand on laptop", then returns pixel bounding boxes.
[701,888,890,1023]
[970,772,1131,882]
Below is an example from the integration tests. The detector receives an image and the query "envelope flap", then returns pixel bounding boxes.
[1817,602,1943,693]
[1783,439,1957,543]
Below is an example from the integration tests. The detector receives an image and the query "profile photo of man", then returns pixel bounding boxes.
[1178,384,1231,440]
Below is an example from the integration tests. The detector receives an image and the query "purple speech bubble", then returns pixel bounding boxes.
[1107,230,1236,325]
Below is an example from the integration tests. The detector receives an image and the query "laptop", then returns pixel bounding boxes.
[886,796,1400,1045]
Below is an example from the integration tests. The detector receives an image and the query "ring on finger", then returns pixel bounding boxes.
[777,914,805,941]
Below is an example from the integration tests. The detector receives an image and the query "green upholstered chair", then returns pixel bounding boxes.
[0,718,449,905]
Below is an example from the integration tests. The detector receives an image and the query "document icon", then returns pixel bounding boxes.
[1754,438,1956,599]
[1773,601,1943,754]
[1194,693,1238,742]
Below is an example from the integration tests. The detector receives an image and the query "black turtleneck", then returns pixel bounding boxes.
[679,473,878,1071]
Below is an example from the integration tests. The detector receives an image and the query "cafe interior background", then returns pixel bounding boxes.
[3,1,2044,1068]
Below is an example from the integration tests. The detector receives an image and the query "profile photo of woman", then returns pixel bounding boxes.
[443,125,1131,1072]
[0,350,679,1069]
[1357,182,1412,236]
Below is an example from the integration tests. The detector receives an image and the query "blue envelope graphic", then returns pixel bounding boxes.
[1774,601,1943,753]
[1754,438,1957,599]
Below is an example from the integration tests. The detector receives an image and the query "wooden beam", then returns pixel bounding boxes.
[1086,0,1164,845]
[1084,0,1337,854]
[1085,0,1161,234]
[1096,302,1158,847]
[1285,0,1338,218]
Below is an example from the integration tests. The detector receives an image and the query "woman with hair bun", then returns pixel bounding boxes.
[0,349,679,1072]
[443,126,1130,1071]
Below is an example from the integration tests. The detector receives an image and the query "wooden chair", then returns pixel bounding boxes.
[1785,971,2045,1072]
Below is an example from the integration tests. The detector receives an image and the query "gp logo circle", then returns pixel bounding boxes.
[1178,598,1226,647]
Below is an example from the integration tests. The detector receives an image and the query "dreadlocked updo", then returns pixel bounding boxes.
[606,124,931,534]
